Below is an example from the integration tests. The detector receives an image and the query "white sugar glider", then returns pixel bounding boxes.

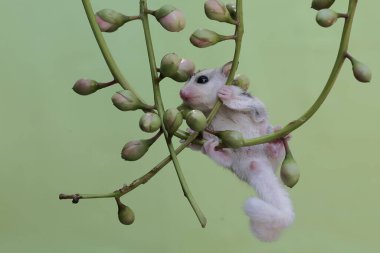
[179,62,294,242]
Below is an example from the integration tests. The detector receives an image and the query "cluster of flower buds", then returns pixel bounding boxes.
[116,198,135,225]
[311,0,342,28]
[280,142,300,188]
[160,53,195,82]
[190,0,237,48]
[311,0,372,83]
[95,5,185,34]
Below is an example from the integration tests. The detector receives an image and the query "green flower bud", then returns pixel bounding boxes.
[139,113,162,133]
[171,59,196,82]
[155,5,186,32]
[177,104,193,118]
[226,3,237,20]
[352,60,372,83]
[163,108,183,136]
[121,138,155,161]
[185,110,207,132]
[217,130,244,148]
[204,0,235,24]
[280,151,300,188]
[311,0,335,10]
[116,198,135,225]
[112,90,147,111]
[96,9,129,32]
[316,9,338,28]
[190,29,223,48]
[160,53,181,77]
[232,74,250,91]
[72,79,98,95]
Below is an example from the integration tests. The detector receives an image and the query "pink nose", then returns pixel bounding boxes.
[180,89,190,100]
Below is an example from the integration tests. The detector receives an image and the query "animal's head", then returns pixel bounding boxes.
[180,62,232,112]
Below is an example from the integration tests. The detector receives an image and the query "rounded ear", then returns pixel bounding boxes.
[251,100,267,123]
[221,61,233,77]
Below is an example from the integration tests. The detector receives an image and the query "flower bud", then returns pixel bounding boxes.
[311,0,335,10]
[280,151,300,188]
[177,104,193,118]
[190,29,224,48]
[316,9,338,28]
[232,74,250,91]
[96,9,129,32]
[121,138,154,161]
[163,108,183,136]
[116,198,135,225]
[155,5,186,32]
[72,79,98,95]
[226,3,237,20]
[171,59,196,82]
[160,53,181,77]
[185,110,207,132]
[139,113,162,133]
[217,130,244,148]
[352,61,372,83]
[204,0,234,24]
[112,90,145,111]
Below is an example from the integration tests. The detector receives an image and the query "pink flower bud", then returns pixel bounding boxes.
[139,113,162,133]
[160,53,181,77]
[96,9,129,32]
[72,79,98,96]
[155,5,186,32]
[311,0,335,10]
[121,139,153,161]
[315,9,338,28]
[204,0,234,23]
[352,61,372,83]
[190,29,222,48]
[163,108,183,136]
[112,90,143,111]
[172,59,196,82]
[280,149,300,188]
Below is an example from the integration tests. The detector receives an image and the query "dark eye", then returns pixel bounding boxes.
[241,92,252,98]
[196,75,209,84]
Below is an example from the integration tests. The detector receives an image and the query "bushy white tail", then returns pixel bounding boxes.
[243,160,295,242]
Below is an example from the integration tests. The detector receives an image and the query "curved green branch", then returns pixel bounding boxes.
[242,0,358,146]
[82,0,144,102]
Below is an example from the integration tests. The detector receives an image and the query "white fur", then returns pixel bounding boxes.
[181,64,294,242]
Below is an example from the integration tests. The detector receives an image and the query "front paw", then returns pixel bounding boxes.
[217,85,234,101]
[202,139,220,155]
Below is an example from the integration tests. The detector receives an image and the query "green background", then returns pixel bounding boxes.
[1,0,379,252]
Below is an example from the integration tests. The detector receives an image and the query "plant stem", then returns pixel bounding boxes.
[241,0,358,146]
[205,0,244,125]
[139,0,206,227]
[59,140,201,202]
[97,79,118,90]
[82,0,145,103]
